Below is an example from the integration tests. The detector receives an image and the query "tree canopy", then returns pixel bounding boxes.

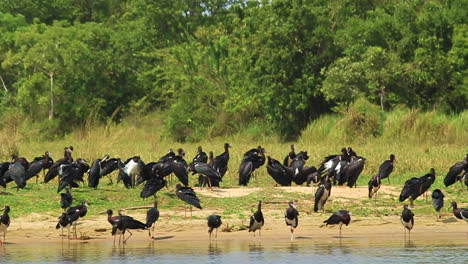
[0,0,466,140]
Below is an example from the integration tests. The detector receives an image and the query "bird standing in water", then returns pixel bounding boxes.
[249,200,264,238]
[400,205,414,237]
[321,210,351,238]
[285,201,299,240]
[207,215,222,240]
[146,201,160,239]
[0,206,11,245]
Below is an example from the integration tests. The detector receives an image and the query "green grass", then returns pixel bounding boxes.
[0,109,467,219]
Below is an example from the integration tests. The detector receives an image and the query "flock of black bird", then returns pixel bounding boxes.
[0,144,467,244]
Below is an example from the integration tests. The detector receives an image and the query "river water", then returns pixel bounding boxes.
[1,235,467,263]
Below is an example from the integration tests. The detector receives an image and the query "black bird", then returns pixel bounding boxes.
[158,149,176,163]
[344,156,365,188]
[239,147,266,186]
[45,147,73,183]
[60,187,73,210]
[192,146,208,164]
[146,201,160,239]
[173,149,189,186]
[399,177,422,206]
[106,209,125,244]
[431,189,444,220]
[118,156,144,188]
[57,201,87,239]
[378,154,395,183]
[112,213,147,243]
[449,201,467,220]
[207,215,222,240]
[368,174,381,199]
[88,154,110,189]
[444,154,468,187]
[419,168,436,200]
[249,200,264,237]
[0,206,11,245]
[140,175,167,199]
[291,154,317,185]
[213,143,231,178]
[57,159,90,193]
[318,148,349,176]
[0,162,9,188]
[99,158,120,184]
[400,205,414,236]
[190,161,221,189]
[136,162,158,185]
[285,201,299,240]
[176,184,202,217]
[314,176,332,212]
[321,210,351,237]
[3,157,28,189]
[266,156,292,186]
[25,151,53,183]
[283,144,297,167]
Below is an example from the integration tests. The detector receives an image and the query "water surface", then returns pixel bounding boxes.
[1,235,467,263]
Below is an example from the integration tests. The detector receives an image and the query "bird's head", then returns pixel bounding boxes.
[106,209,113,216]
[224,143,232,149]
[2,206,10,213]
[197,146,203,153]
[449,201,457,209]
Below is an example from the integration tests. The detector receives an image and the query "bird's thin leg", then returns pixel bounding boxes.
[190,205,193,217]
[387,178,390,184]
[215,228,218,238]
[67,226,71,240]
[124,230,133,243]
[184,205,187,218]
[339,224,342,238]
[61,227,64,238]
[290,228,294,241]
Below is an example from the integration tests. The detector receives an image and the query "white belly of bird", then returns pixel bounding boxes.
[250,220,263,231]
[285,217,297,228]
[401,218,413,230]
[125,160,140,175]
[371,185,380,197]
[324,160,333,171]
[0,223,8,233]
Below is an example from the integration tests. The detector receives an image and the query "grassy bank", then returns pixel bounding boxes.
[0,108,467,220]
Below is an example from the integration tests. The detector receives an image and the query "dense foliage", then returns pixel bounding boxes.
[0,0,466,141]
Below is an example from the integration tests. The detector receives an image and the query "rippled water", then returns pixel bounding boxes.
[1,235,467,263]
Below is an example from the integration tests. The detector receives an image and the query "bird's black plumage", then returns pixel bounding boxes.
[400,204,414,233]
[118,156,144,188]
[431,189,444,219]
[368,174,381,199]
[444,154,468,187]
[0,206,11,244]
[266,156,292,186]
[146,202,160,238]
[25,151,53,182]
[88,155,110,189]
[176,184,202,209]
[173,150,189,186]
[419,168,436,197]
[249,200,264,236]
[140,176,167,199]
[345,156,365,188]
[378,154,395,183]
[207,215,222,239]
[314,177,332,212]
[192,146,208,164]
[112,214,147,243]
[285,201,299,240]
[213,143,231,178]
[45,147,73,183]
[321,210,351,237]
[399,177,422,206]
[57,159,89,193]
[283,144,297,167]
[60,188,73,210]
[4,161,27,189]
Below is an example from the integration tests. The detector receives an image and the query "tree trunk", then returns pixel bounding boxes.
[379,87,385,111]
[49,71,54,120]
